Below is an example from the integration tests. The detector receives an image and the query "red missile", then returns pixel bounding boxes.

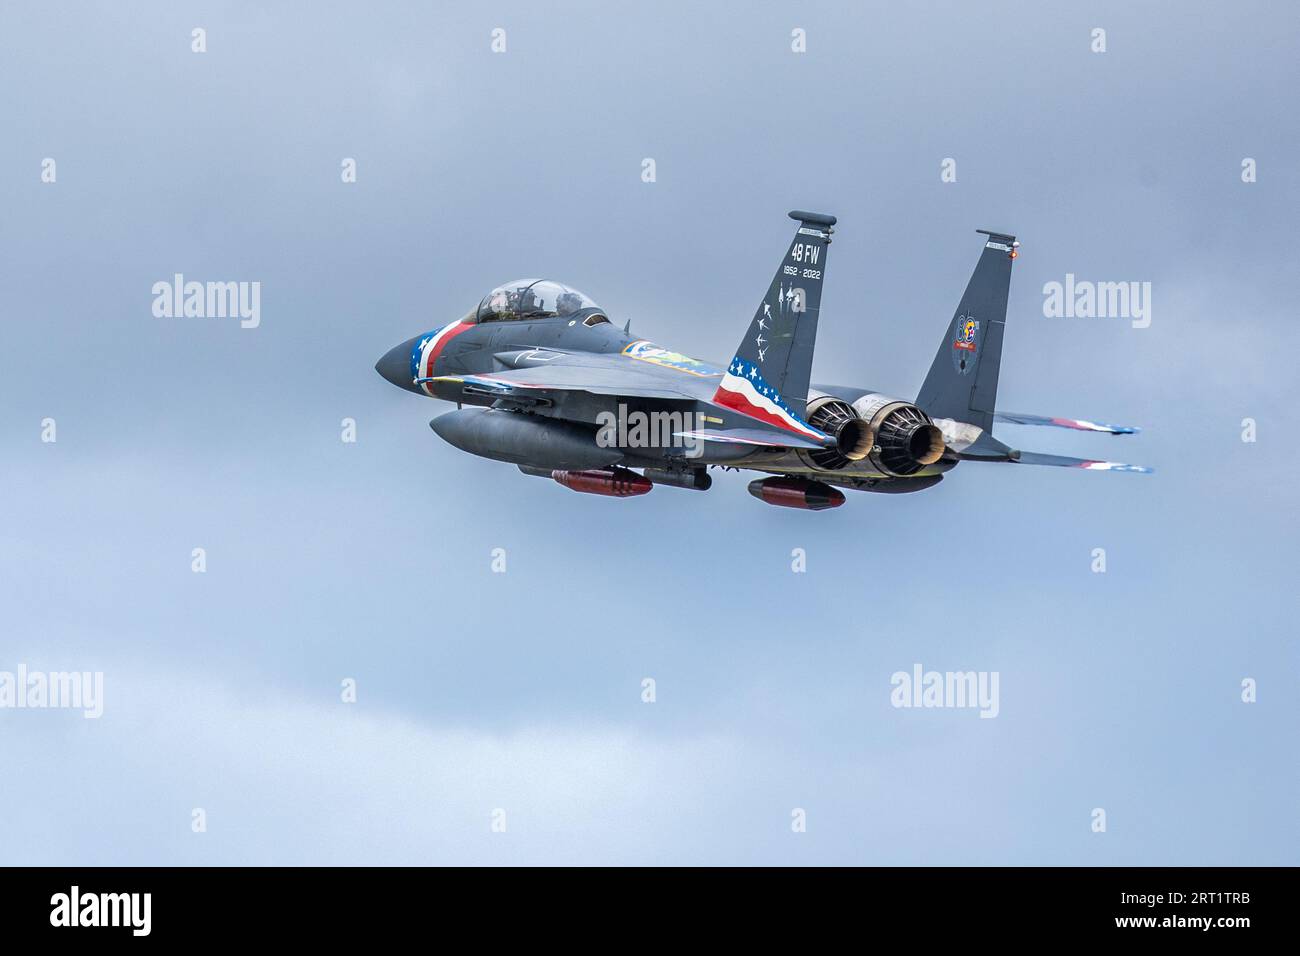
[747,476,845,511]
[551,467,653,498]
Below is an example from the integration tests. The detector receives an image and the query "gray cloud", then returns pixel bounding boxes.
[1,0,1296,864]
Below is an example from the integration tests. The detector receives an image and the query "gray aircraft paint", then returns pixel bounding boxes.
[377,216,1149,497]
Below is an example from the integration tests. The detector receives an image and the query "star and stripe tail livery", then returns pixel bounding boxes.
[711,210,837,445]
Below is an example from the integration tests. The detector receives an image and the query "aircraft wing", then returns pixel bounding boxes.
[994,411,1140,435]
[425,351,834,450]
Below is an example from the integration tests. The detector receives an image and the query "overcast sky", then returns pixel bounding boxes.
[1,0,1296,864]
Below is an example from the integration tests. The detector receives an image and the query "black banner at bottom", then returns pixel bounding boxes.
[0,866,1280,941]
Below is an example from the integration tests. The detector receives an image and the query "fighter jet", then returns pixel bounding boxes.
[375,211,1149,511]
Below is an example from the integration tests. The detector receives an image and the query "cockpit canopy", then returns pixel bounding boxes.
[474,279,602,323]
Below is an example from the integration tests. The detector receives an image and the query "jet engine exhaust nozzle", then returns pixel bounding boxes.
[802,397,875,471]
[855,397,948,477]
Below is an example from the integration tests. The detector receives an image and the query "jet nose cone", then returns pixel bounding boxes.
[376,339,416,391]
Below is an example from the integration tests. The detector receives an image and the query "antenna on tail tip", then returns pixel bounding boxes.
[789,210,837,228]
[977,229,1020,258]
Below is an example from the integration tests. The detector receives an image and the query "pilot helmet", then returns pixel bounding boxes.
[556,290,585,315]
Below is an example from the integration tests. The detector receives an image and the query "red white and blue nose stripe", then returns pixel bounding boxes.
[410,321,473,395]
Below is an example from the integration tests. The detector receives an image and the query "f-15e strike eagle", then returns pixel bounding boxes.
[376,211,1148,511]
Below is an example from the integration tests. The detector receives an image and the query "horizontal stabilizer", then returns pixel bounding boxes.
[1009,450,1152,474]
[994,411,1140,435]
[955,432,1151,473]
